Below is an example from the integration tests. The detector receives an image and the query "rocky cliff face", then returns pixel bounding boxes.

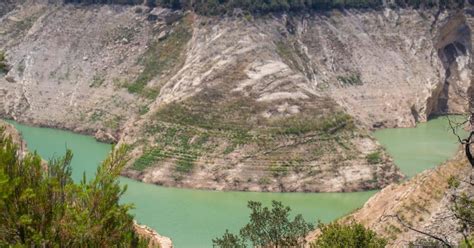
[0,1,472,192]
[134,221,173,248]
[305,151,473,247]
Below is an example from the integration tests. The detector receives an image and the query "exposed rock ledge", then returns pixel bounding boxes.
[134,222,173,248]
[0,121,25,151]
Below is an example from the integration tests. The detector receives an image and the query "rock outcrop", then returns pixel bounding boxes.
[0,120,26,152]
[307,150,473,247]
[134,222,173,248]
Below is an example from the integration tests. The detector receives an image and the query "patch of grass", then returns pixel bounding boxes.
[15,15,37,32]
[334,136,350,150]
[112,77,128,89]
[155,103,213,129]
[276,41,294,65]
[313,147,324,157]
[141,88,160,99]
[90,110,105,122]
[275,40,312,79]
[447,175,460,189]
[104,115,121,130]
[89,73,106,88]
[0,51,9,74]
[132,148,164,171]
[17,59,25,76]
[223,144,236,154]
[153,96,255,145]
[134,122,208,173]
[258,177,271,185]
[108,26,136,44]
[366,151,382,164]
[138,106,150,115]
[126,15,193,98]
[337,73,363,86]
[175,156,195,173]
[272,112,354,135]
[244,13,253,21]
[270,164,289,177]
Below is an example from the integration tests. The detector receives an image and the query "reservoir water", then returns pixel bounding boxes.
[7,116,465,247]
[373,116,466,177]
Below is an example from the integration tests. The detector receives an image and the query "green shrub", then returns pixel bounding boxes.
[313,222,387,248]
[460,235,474,248]
[175,157,195,173]
[0,51,9,74]
[138,106,150,115]
[337,74,363,86]
[447,175,461,189]
[89,72,106,88]
[213,201,313,248]
[257,177,271,185]
[366,151,382,164]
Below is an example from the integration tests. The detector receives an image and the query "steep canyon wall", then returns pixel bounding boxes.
[0,1,471,192]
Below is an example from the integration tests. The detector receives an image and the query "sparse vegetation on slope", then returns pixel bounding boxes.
[366,151,382,164]
[132,91,357,176]
[125,14,192,98]
[0,51,9,74]
[124,84,401,192]
[337,74,363,86]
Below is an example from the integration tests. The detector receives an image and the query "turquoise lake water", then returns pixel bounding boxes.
[7,115,465,247]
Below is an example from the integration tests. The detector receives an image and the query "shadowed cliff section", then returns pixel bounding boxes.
[427,9,472,117]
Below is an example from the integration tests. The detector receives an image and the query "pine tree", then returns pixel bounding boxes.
[0,128,151,247]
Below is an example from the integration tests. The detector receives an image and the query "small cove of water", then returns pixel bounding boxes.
[373,116,466,177]
[7,116,465,247]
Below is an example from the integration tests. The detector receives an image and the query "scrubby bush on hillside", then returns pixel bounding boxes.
[0,129,150,247]
[213,201,313,247]
[452,193,474,246]
[312,222,387,248]
[366,151,382,164]
[0,51,9,74]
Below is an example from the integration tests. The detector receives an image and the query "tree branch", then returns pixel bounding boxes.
[383,214,453,247]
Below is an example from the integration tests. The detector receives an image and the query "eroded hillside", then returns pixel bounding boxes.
[305,150,473,247]
[0,1,472,192]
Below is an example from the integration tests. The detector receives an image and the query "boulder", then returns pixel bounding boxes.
[158,30,168,41]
